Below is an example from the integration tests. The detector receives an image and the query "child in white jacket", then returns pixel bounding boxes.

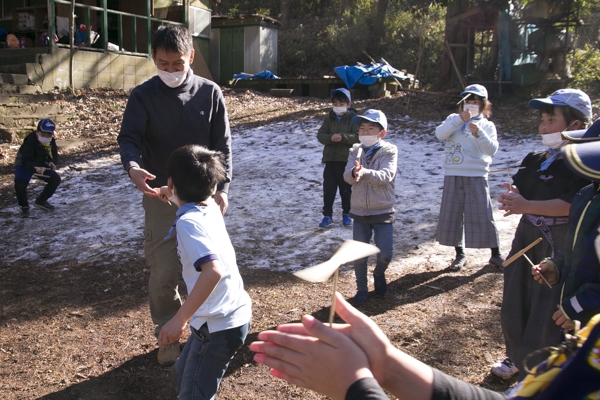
[434,84,502,271]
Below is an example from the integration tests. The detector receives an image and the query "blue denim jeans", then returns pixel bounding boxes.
[353,219,393,292]
[174,321,250,400]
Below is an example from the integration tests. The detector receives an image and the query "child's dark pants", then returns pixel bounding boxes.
[323,161,351,217]
[14,165,61,207]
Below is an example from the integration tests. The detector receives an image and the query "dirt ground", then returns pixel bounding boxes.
[0,86,597,400]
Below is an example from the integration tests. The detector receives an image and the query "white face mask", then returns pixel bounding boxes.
[37,134,52,144]
[359,133,381,147]
[463,103,480,115]
[333,106,347,116]
[156,68,188,88]
[542,132,569,150]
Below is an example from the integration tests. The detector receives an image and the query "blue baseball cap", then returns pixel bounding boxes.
[351,109,388,131]
[561,119,600,142]
[529,89,592,121]
[563,141,600,182]
[331,88,351,103]
[37,118,55,134]
[460,84,488,100]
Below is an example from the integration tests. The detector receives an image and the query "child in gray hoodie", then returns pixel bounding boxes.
[344,109,398,307]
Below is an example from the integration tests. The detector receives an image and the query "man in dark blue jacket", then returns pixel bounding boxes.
[118,25,231,366]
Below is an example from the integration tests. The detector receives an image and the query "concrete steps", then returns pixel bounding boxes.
[0,64,28,75]
[0,49,61,141]
[0,73,29,85]
[0,48,46,66]
[0,92,63,142]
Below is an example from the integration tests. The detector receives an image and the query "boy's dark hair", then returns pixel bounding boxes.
[151,25,193,57]
[540,104,590,128]
[167,145,226,203]
[456,95,493,118]
[359,120,384,131]
[332,92,350,104]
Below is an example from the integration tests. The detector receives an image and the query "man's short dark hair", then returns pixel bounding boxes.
[167,145,226,203]
[151,25,193,57]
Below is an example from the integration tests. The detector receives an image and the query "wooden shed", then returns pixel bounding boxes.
[210,14,279,84]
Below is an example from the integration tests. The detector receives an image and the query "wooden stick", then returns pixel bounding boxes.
[445,40,467,88]
[329,269,339,327]
[502,238,543,267]
[523,254,553,288]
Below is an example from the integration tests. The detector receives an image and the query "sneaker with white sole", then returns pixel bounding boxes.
[157,342,180,366]
[491,358,519,379]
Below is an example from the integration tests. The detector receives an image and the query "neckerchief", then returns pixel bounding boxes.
[41,141,53,158]
[363,141,382,158]
[460,113,483,132]
[539,148,559,171]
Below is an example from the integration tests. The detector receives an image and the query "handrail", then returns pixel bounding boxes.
[49,0,185,57]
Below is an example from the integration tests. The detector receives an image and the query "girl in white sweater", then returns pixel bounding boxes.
[434,84,503,271]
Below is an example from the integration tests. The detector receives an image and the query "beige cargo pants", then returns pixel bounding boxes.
[142,195,182,338]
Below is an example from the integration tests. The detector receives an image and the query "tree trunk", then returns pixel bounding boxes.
[280,0,290,29]
[370,0,389,53]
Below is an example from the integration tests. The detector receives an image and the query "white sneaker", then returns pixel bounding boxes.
[491,358,519,379]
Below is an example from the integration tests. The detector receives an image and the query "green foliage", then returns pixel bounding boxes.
[572,45,600,86]
[276,2,445,86]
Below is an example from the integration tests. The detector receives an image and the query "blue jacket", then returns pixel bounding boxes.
[553,183,600,325]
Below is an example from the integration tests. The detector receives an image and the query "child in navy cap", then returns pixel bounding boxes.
[14,118,61,217]
[317,88,359,228]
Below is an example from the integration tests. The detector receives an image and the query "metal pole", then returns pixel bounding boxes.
[69,0,75,92]
[102,0,107,51]
[48,0,56,49]
[146,0,151,56]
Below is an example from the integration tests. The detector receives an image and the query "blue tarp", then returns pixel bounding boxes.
[334,62,415,89]
[233,70,280,80]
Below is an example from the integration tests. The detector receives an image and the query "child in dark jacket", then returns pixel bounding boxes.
[14,119,61,217]
[317,88,359,228]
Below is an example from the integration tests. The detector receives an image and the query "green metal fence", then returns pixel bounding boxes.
[50,0,186,57]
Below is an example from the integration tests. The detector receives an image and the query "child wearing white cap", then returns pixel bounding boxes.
[434,84,503,271]
[317,88,360,228]
[343,109,397,307]
[493,88,593,380]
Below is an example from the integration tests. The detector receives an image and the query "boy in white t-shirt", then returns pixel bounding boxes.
[158,144,252,399]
